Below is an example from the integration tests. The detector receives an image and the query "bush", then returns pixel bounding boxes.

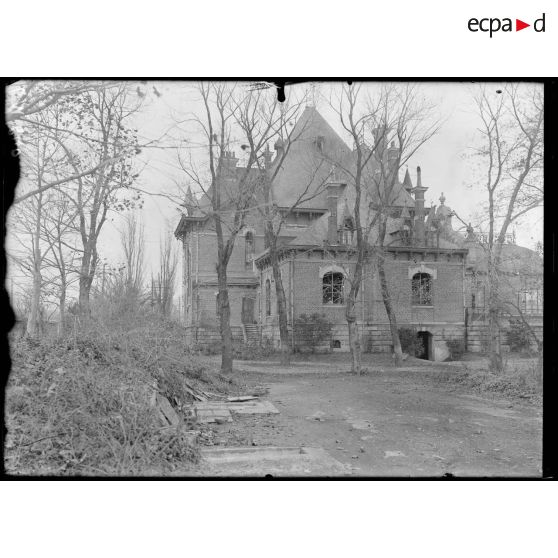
[507,318,533,353]
[234,338,276,360]
[398,327,421,357]
[293,313,332,353]
[446,338,466,361]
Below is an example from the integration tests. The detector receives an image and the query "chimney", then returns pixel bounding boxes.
[372,125,388,152]
[411,166,428,245]
[274,138,285,161]
[220,151,238,177]
[387,141,399,170]
[327,182,340,244]
[263,144,272,169]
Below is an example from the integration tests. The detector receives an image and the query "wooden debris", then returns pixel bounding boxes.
[227,400,279,415]
[227,395,259,402]
[182,379,208,401]
[156,394,180,426]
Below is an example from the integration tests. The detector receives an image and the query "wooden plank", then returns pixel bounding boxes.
[156,394,180,426]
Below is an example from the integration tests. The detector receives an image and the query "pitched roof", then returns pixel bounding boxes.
[271,106,353,209]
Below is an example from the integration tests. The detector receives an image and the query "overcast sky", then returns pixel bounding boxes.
[112,81,543,268]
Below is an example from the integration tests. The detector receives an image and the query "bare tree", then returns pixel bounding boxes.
[40,189,81,335]
[153,231,178,317]
[7,80,146,203]
[56,83,145,314]
[119,213,146,305]
[8,105,72,337]
[470,83,543,372]
[326,83,441,373]
[177,83,287,374]
[239,94,325,364]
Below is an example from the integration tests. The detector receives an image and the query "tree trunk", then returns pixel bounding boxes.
[78,275,92,315]
[26,190,43,338]
[346,263,363,375]
[58,287,66,336]
[217,262,234,374]
[78,243,95,315]
[26,266,42,338]
[377,253,403,367]
[487,255,503,373]
[270,251,291,365]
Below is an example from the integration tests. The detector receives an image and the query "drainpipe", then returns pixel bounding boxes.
[196,230,200,330]
[290,256,295,351]
[462,256,467,346]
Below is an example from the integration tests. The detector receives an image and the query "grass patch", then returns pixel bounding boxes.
[425,360,542,403]
[5,311,244,476]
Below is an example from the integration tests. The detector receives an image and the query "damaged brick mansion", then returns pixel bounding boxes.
[175,107,542,360]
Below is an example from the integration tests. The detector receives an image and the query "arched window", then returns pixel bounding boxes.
[323,272,344,305]
[245,231,255,269]
[412,273,432,305]
[265,279,271,316]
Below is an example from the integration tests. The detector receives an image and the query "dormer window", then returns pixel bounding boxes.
[339,217,355,245]
[244,230,255,269]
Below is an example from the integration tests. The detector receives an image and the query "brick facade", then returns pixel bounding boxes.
[174,106,542,357]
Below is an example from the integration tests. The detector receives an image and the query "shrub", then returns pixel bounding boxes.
[4,309,240,476]
[234,338,276,360]
[193,340,221,356]
[293,313,332,353]
[507,318,533,353]
[446,338,466,361]
[398,327,421,357]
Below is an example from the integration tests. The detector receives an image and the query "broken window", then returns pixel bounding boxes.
[322,272,344,305]
[411,272,432,305]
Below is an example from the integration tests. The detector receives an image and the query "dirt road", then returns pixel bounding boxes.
[200,359,542,477]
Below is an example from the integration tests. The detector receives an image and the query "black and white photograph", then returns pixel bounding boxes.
[3,80,544,478]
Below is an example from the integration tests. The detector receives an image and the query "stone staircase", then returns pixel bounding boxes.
[242,324,261,345]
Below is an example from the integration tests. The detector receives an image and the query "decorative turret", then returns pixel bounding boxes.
[181,186,196,216]
[411,166,428,245]
[403,168,413,192]
[435,192,453,231]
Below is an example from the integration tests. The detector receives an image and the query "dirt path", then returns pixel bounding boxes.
[200,362,542,477]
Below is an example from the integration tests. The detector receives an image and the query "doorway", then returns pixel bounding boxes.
[416,331,432,360]
[241,297,256,324]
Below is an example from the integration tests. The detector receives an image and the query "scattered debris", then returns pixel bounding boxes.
[227,395,258,402]
[306,411,326,421]
[228,400,279,415]
[384,450,406,458]
[194,403,233,424]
